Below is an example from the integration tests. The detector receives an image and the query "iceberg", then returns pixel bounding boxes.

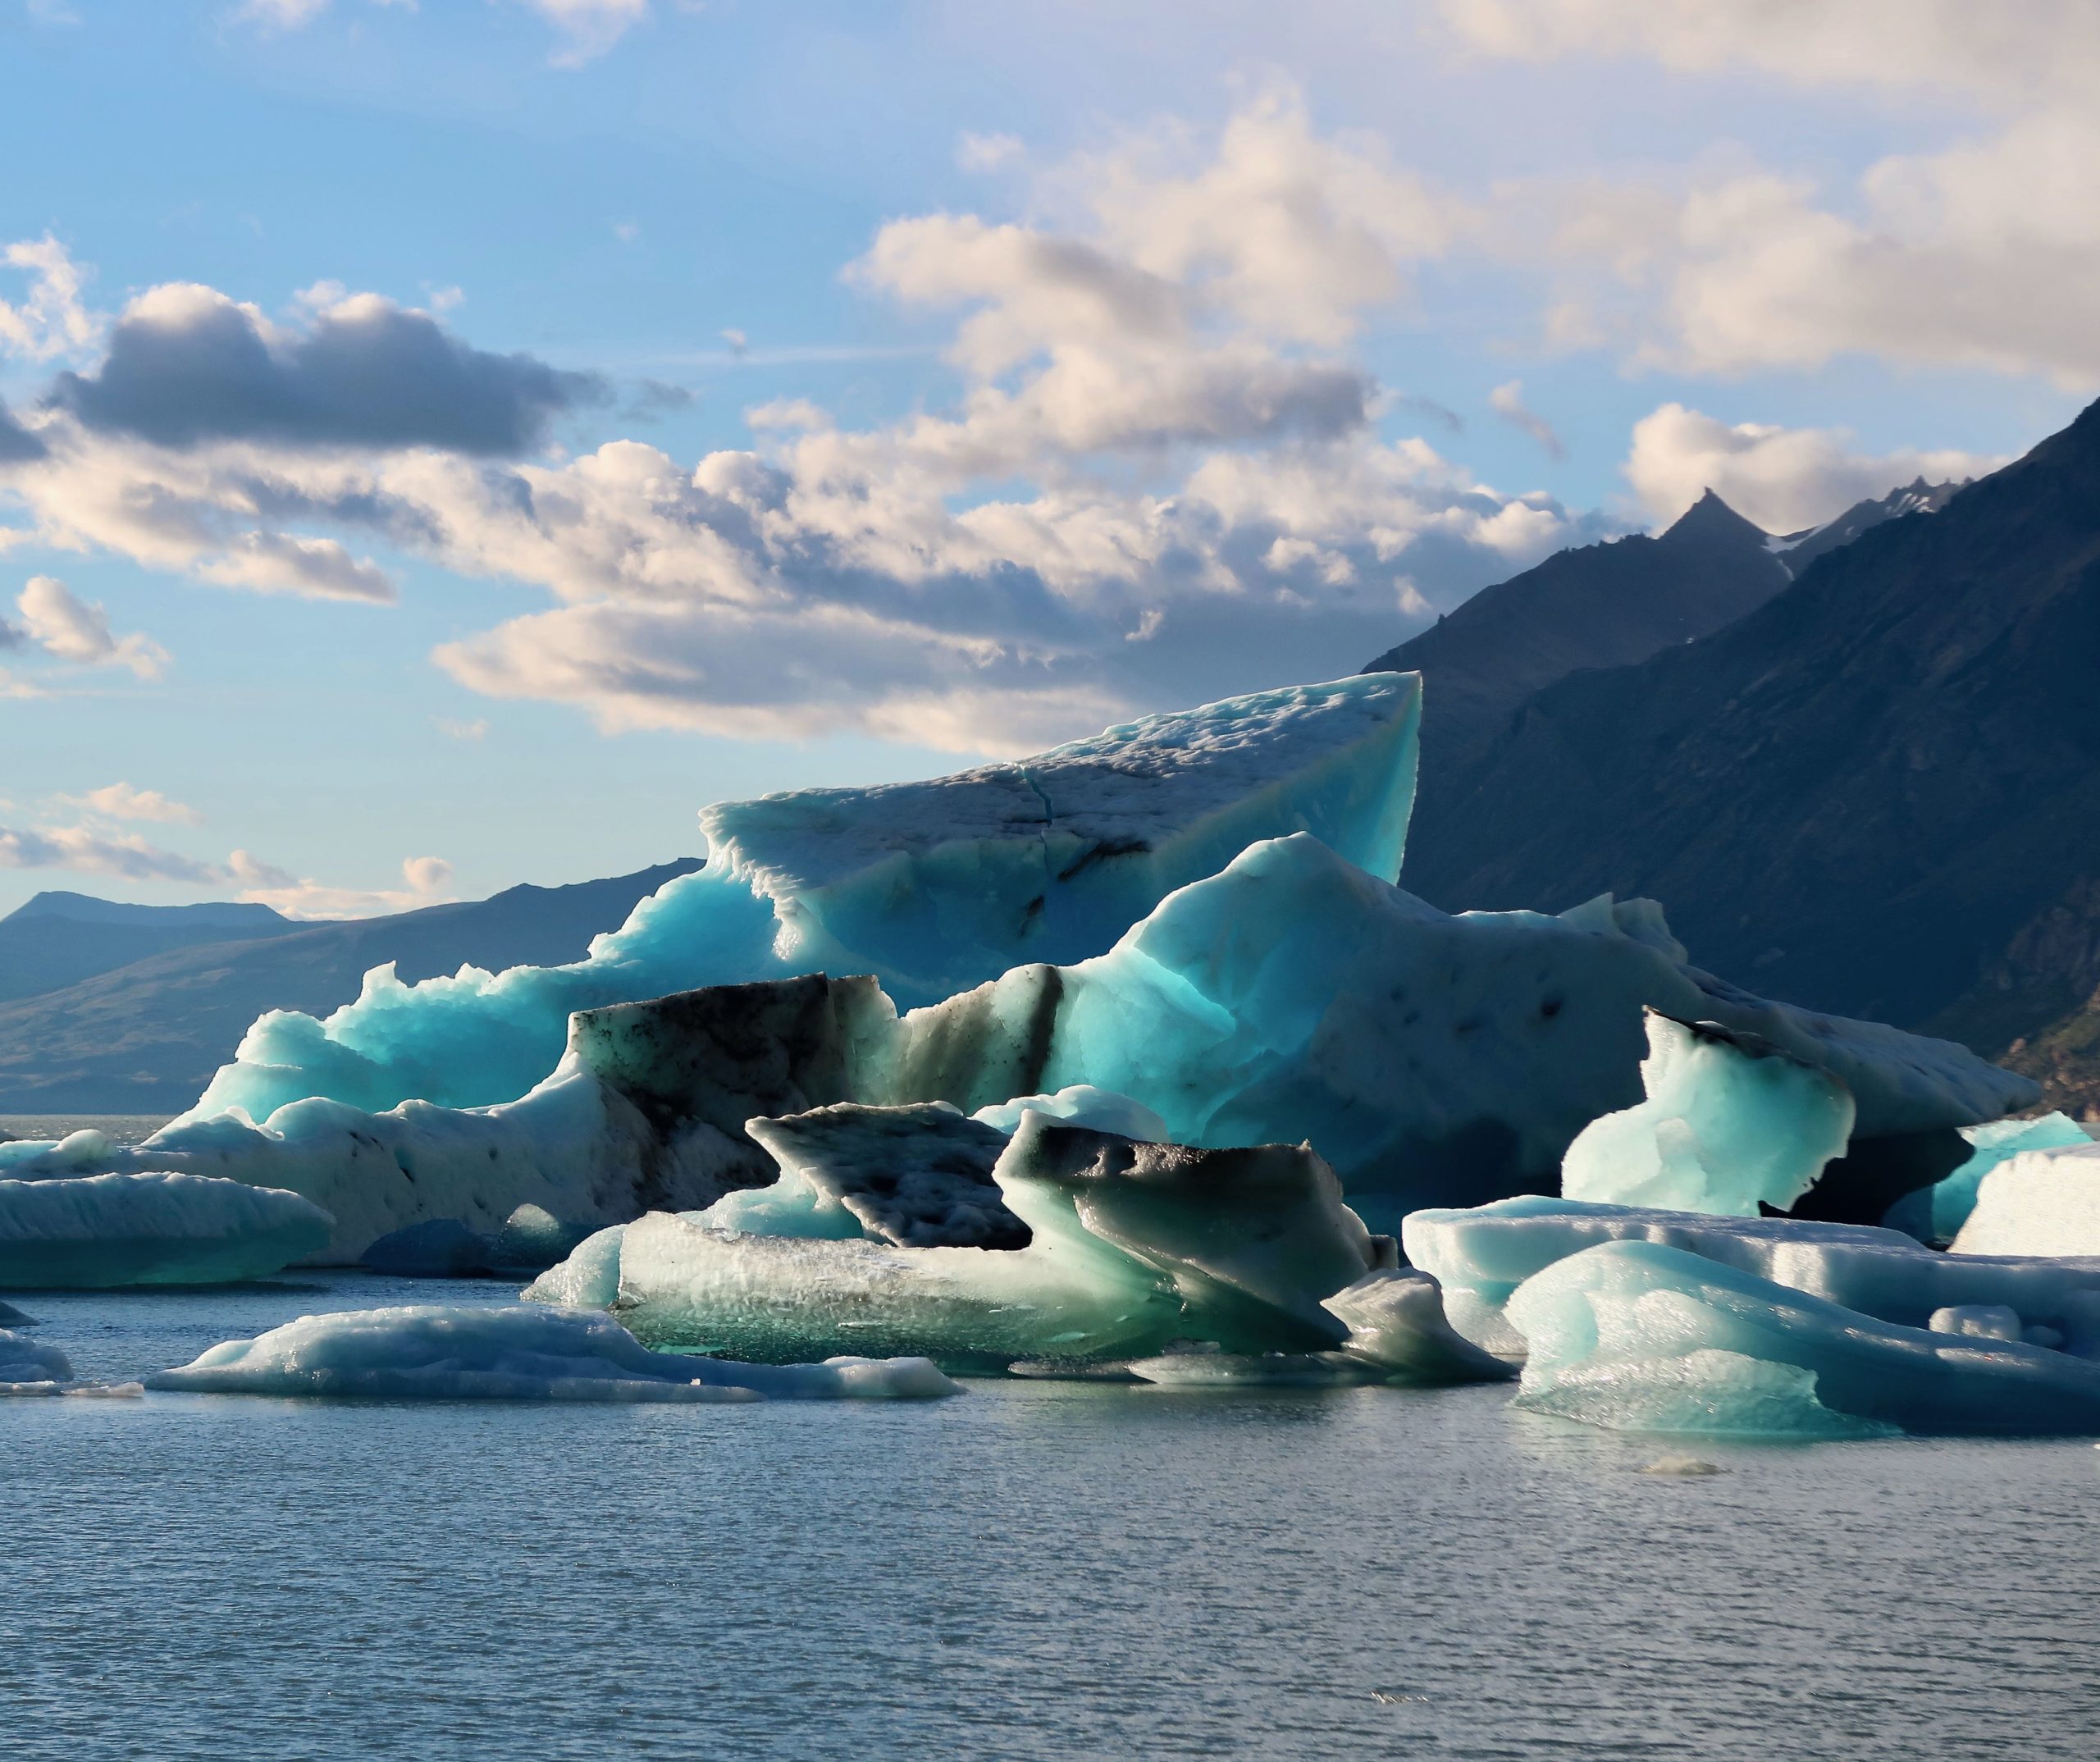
[1951,1139,2100,1257]
[1508,1239,2100,1437]
[1883,1113,2094,1244]
[1405,1194,2100,1358]
[1559,1010,1854,1216]
[538,1115,1390,1370]
[143,1304,961,1402]
[1,1327,73,1385]
[0,1171,332,1289]
[873,835,2034,1229]
[182,674,1423,1122]
[1320,1271,1518,1383]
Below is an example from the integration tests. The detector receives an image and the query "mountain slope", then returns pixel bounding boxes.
[1395,400,2100,1067]
[0,893,301,1005]
[1362,489,1788,753]
[0,859,703,1112]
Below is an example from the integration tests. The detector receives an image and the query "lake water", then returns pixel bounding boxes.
[6,1271,2098,1761]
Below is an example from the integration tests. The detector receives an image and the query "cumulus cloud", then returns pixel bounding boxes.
[0,402,44,463]
[1622,403,1999,532]
[46,284,604,455]
[1438,0,2100,107]
[1456,3,2100,389]
[13,577,169,678]
[65,782,204,825]
[0,234,99,363]
[0,820,221,883]
[227,850,454,919]
[957,132,1024,173]
[0,94,1599,750]
[516,0,650,66]
[1488,380,1564,461]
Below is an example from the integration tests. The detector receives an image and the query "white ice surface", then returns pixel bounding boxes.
[1883,1113,2093,1244]
[1952,1140,2100,1257]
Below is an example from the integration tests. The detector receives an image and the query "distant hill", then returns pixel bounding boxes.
[0,859,703,1112]
[0,892,303,1006]
[1386,398,2100,1110]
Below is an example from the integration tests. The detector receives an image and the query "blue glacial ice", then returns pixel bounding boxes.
[1883,1113,2096,1244]
[1,1327,74,1385]
[181,674,1423,1124]
[1559,1010,1855,1216]
[1951,1138,2100,1256]
[1507,1239,2100,1437]
[0,1170,333,1289]
[143,1304,961,1402]
[1404,1194,2100,1359]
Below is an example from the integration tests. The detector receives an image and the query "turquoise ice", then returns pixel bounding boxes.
[1559,1010,1855,1215]
[0,1170,332,1289]
[1883,1112,2094,1244]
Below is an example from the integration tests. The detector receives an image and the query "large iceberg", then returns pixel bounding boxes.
[1559,1011,1854,1216]
[0,1170,332,1289]
[1509,1239,2100,1437]
[536,1115,1393,1371]
[182,675,1423,1122]
[144,1304,961,1401]
[1405,1194,2100,1358]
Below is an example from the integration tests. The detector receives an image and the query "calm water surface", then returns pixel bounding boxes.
[5,1271,2098,1761]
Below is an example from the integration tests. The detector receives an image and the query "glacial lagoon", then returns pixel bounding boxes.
[7,1268,2098,1762]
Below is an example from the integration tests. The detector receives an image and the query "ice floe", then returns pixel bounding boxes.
[0,1171,332,1289]
[144,1304,961,1402]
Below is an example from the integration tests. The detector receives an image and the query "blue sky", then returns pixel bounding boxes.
[2,1,2091,916]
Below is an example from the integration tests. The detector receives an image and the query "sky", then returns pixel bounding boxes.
[1,0,2093,918]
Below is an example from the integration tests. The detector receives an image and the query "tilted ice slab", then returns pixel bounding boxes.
[144,1304,960,1402]
[1509,1239,2100,1437]
[1952,1140,2100,1257]
[1,1327,73,1385]
[0,1171,332,1289]
[1560,1011,1855,1216]
[1885,1113,2093,1245]
[536,1115,1390,1370]
[1405,1194,2100,1359]
[180,674,1422,1123]
[1320,1271,1518,1384]
[872,835,2034,1230]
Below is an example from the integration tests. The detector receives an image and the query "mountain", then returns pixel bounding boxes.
[0,859,704,1113]
[0,893,301,1006]
[1361,489,1789,755]
[1390,399,2100,1106]
[1769,477,1967,576]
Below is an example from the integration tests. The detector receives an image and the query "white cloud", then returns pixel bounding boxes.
[14,577,169,678]
[0,235,100,363]
[66,782,204,825]
[434,716,488,741]
[0,95,1594,750]
[957,131,1023,173]
[1488,380,1564,462]
[1622,403,2000,532]
[1438,0,2100,107]
[228,850,454,919]
[234,0,334,30]
[516,0,649,66]
[0,820,221,883]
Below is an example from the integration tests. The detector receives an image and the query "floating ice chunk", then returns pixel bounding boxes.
[1127,1347,1379,1386]
[523,1223,627,1308]
[971,1086,1171,1142]
[1951,1140,2100,1257]
[185,674,1422,1122]
[551,1118,1386,1371]
[880,835,2033,1228]
[0,1171,332,1289]
[0,1128,112,1175]
[0,1299,30,1324]
[1507,1239,2100,1437]
[1559,1011,1855,1216]
[1404,1194,2100,1359]
[729,1102,1024,1248]
[1641,1456,1725,1476]
[1320,1271,1517,1384]
[143,1304,961,1402]
[1,1327,72,1385]
[1884,1113,2094,1244]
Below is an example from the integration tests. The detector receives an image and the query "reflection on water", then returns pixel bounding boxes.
[0,1114,173,1148]
[4,1273,2097,1761]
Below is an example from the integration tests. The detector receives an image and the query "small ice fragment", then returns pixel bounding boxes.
[1641,1455,1725,1476]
